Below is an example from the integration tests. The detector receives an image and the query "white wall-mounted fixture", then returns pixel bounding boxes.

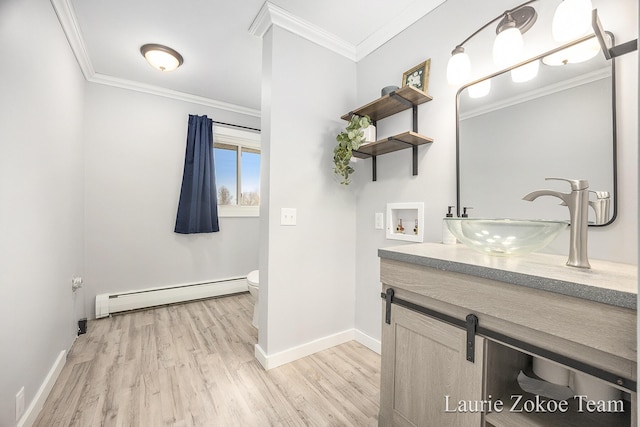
[95,277,247,318]
[140,43,184,72]
[386,203,424,243]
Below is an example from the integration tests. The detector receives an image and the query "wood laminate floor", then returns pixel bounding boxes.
[34,293,380,426]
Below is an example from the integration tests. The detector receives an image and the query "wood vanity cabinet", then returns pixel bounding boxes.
[379,255,637,427]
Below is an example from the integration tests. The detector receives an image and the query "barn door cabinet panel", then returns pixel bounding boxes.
[379,294,484,426]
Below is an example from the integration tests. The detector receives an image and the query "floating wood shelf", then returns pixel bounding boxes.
[341,86,434,181]
[341,85,433,122]
[352,132,433,158]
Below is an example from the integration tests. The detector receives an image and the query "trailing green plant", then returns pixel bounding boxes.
[333,114,371,185]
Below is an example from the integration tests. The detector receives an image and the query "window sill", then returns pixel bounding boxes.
[218,205,259,218]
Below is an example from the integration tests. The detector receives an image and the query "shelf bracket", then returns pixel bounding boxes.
[389,91,413,108]
[372,155,377,181]
[385,137,419,177]
[466,314,478,363]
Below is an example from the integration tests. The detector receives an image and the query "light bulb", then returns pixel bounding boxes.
[493,27,524,69]
[447,46,471,86]
[144,50,180,72]
[468,79,491,98]
[552,0,593,43]
[511,60,539,82]
[543,37,600,66]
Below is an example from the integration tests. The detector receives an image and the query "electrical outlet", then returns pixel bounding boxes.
[375,213,384,230]
[16,387,24,421]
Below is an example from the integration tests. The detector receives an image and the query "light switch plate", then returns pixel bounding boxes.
[281,208,297,226]
[375,212,384,229]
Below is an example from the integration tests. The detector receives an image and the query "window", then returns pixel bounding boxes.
[213,126,260,217]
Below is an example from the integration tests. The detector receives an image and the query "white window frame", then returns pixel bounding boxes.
[214,126,261,218]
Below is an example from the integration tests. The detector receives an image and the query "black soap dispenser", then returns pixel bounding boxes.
[442,206,456,245]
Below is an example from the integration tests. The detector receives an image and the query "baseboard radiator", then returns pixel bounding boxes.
[95,277,248,318]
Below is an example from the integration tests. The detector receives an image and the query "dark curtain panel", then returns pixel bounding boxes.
[174,115,220,234]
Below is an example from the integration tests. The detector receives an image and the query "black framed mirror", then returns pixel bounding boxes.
[455,33,617,227]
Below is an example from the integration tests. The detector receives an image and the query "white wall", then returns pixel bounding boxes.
[83,83,261,318]
[353,0,638,343]
[0,0,85,425]
[258,26,358,359]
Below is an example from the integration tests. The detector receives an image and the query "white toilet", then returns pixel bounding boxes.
[246,270,259,328]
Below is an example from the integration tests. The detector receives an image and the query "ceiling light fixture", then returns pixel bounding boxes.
[140,43,184,72]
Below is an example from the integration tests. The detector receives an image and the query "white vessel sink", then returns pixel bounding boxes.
[444,218,567,256]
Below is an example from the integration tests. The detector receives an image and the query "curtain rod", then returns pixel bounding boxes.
[212,120,261,132]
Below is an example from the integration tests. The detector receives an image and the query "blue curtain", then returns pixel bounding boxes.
[174,115,220,234]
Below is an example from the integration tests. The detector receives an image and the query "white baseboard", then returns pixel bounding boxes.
[354,329,381,354]
[19,350,66,427]
[254,328,381,370]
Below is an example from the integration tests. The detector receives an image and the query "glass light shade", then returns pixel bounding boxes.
[493,27,524,69]
[447,50,471,86]
[552,0,593,43]
[543,38,600,65]
[511,59,539,82]
[144,50,180,71]
[468,79,491,98]
[140,44,183,72]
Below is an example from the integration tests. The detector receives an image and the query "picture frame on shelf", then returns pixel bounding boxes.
[402,59,431,93]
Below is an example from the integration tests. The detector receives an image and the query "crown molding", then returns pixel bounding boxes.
[90,74,261,117]
[249,2,357,60]
[355,0,447,61]
[49,0,260,117]
[50,0,94,79]
[250,0,445,62]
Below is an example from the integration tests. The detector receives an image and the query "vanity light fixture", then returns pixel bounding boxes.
[493,7,537,69]
[140,43,184,72]
[446,1,539,89]
[552,0,593,43]
[446,0,640,88]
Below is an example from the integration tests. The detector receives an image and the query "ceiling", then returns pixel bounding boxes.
[54,0,445,115]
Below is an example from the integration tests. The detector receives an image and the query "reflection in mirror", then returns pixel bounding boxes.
[456,34,616,227]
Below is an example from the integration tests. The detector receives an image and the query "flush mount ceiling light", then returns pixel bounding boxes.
[140,43,184,72]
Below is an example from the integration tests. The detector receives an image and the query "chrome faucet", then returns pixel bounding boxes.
[522,178,590,269]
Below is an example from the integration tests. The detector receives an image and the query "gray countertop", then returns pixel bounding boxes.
[379,243,638,310]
